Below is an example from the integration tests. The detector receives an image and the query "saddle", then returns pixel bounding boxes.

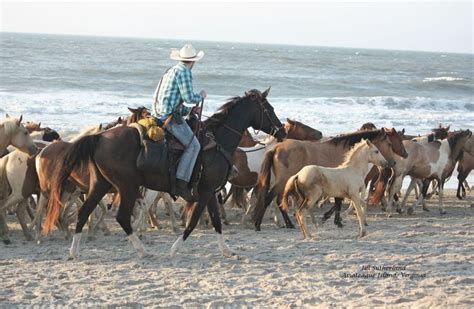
[132,113,218,198]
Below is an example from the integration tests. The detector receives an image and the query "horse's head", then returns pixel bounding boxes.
[244,87,286,142]
[360,122,377,131]
[384,128,408,158]
[42,127,61,142]
[285,118,322,141]
[127,107,151,125]
[25,121,42,133]
[432,124,450,140]
[1,115,38,155]
[365,139,389,168]
[371,128,397,167]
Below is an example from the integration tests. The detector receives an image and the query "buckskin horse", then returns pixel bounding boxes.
[42,88,286,259]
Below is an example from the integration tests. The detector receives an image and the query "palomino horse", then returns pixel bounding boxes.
[0,116,38,156]
[0,116,38,243]
[43,88,286,259]
[281,140,389,239]
[253,128,408,231]
[372,129,472,216]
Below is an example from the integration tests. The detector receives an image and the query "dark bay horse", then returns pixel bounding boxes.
[43,88,286,259]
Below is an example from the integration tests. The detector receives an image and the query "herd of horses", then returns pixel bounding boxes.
[1,88,473,259]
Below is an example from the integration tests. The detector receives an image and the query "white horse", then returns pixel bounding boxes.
[281,139,388,239]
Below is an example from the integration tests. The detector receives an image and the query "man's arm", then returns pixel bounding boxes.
[177,69,202,105]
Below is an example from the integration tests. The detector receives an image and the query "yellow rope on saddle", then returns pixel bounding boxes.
[138,118,165,142]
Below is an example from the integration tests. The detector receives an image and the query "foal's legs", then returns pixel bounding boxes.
[350,195,367,237]
[295,199,311,239]
[16,200,34,241]
[402,177,418,214]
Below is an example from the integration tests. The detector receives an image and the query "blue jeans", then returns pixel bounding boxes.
[166,118,200,182]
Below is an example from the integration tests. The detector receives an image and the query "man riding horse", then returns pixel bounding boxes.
[152,44,207,202]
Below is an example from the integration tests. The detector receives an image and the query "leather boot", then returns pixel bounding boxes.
[176,179,195,202]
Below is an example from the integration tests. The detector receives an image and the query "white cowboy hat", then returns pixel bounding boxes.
[170,44,204,62]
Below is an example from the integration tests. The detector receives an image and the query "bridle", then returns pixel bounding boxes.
[205,96,285,140]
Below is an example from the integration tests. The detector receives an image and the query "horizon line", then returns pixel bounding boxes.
[2,30,473,56]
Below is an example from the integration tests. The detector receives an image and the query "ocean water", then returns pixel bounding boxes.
[1,32,473,187]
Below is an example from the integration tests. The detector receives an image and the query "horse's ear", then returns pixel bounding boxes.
[286,118,294,124]
[38,122,41,128]
[402,128,405,135]
[118,116,122,123]
[365,139,371,146]
[128,107,137,113]
[5,113,10,118]
[262,86,271,98]
[99,123,103,130]
[446,125,450,131]
[16,115,23,126]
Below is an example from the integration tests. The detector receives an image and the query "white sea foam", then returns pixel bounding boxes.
[423,76,465,82]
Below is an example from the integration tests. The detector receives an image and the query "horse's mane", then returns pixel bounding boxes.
[203,96,244,130]
[339,140,368,167]
[329,130,382,147]
[0,118,20,137]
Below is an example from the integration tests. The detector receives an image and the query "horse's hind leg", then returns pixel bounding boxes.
[0,211,11,244]
[69,177,111,260]
[16,200,33,241]
[437,179,446,215]
[115,189,147,257]
[295,199,311,239]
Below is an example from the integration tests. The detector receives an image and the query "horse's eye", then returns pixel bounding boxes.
[375,150,379,154]
[24,132,28,136]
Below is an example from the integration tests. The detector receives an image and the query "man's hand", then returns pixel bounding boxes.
[192,106,202,115]
[200,90,207,99]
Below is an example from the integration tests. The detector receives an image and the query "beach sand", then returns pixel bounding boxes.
[1,190,473,307]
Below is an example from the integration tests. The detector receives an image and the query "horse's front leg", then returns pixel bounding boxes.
[208,194,234,257]
[350,196,367,237]
[438,179,446,215]
[170,190,213,258]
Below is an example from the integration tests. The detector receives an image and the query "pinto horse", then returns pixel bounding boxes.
[43,88,286,259]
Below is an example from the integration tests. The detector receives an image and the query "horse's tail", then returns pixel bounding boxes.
[253,149,275,222]
[42,134,101,235]
[281,174,301,211]
[370,167,393,205]
[0,156,9,193]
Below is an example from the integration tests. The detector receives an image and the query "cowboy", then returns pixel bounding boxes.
[153,44,207,201]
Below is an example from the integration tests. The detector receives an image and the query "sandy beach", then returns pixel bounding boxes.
[0,189,473,307]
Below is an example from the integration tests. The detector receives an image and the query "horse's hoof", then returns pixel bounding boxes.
[407,207,414,215]
[66,254,77,261]
[254,226,261,232]
[364,222,368,227]
[440,210,447,215]
[359,231,367,238]
[396,208,403,214]
[387,213,393,218]
[2,239,11,245]
[223,220,230,226]
[222,249,236,258]
[422,207,430,212]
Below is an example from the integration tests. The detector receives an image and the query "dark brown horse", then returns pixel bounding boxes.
[43,88,286,259]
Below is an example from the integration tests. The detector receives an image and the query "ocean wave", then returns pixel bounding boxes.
[423,76,466,82]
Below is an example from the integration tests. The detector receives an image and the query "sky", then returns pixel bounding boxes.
[1,0,472,54]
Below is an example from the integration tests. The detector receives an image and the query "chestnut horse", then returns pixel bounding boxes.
[253,128,408,231]
[43,89,287,259]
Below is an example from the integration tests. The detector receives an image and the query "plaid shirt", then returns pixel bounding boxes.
[153,62,202,118]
